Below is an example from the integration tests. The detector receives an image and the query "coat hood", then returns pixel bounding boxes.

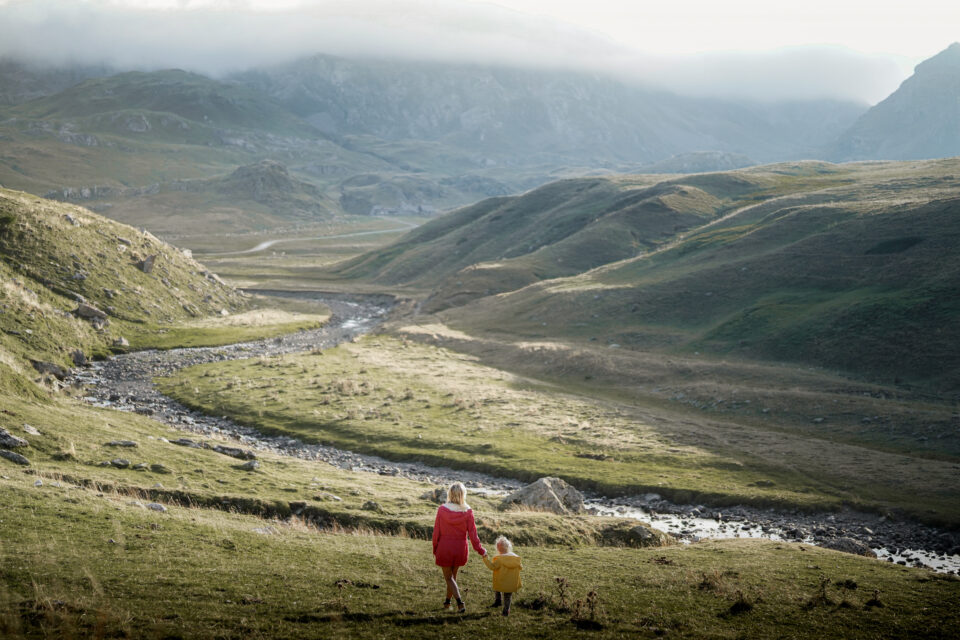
[495,554,522,569]
[437,504,473,529]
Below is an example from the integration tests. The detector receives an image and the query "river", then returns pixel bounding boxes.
[71,291,960,574]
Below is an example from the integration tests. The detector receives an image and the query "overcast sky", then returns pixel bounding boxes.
[0,0,955,104]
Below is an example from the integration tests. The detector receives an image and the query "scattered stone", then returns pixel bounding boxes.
[110,458,131,469]
[419,487,447,503]
[821,537,878,558]
[136,254,157,274]
[113,337,130,348]
[150,463,172,474]
[252,526,277,535]
[0,428,28,448]
[146,502,167,512]
[133,462,149,471]
[30,360,68,380]
[34,478,43,486]
[75,302,107,320]
[312,492,343,502]
[361,500,383,512]
[238,459,260,471]
[501,477,585,514]
[212,444,257,460]
[106,440,138,448]
[129,500,146,509]
[22,424,40,436]
[70,349,87,367]
[0,449,30,466]
[171,438,203,449]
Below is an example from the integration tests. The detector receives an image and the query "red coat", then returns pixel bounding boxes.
[432,503,486,567]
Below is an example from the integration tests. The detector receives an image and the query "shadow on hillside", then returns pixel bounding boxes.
[286,610,492,626]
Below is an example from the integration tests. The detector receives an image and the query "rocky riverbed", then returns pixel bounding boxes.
[70,292,959,573]
[70,292,521,494]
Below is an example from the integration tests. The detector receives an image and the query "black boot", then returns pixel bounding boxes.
[490,592,502,608]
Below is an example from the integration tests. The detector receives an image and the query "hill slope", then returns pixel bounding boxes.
[0,187,244,390]
[432,159,960,392]
[831,43,960,161]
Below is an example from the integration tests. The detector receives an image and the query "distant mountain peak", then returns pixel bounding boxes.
[829,43,960,161]
[914,42,960,74]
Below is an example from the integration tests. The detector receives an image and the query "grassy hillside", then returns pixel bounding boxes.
[0,187,285,403]
[435,159,960,392]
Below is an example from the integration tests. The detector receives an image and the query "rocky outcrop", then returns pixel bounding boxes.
[212,444,257,460]
[501,477,585,514]
[822,536,878,558]
[0,428,29,449]
[30,360,68,380]
[0,449,31,465]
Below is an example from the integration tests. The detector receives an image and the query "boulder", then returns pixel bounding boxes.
[501,477,585,514]
[150,463,172,474]
[171,438,204,449]
[0,449,30,466]
[75,302,107,320]
[420,487,447,503]
[70,349,87,367]
[113,337,130,348]
[821,537,878,558]
[238,459,260,471]
[136,254,157,274]
[0,428,28,448]
[212,444,257,460]
[110,458,131,469]
[362,500,383,512]
[146,502,167,512]
[30,360,68,380]
[313,492,343,502]
[105,440,138,448]
[22,424,41,436]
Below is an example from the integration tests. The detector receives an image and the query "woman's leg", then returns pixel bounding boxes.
[441,566,461,602]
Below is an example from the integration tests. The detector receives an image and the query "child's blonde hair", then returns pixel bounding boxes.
[448,482,469,508]
[495,535,513,554]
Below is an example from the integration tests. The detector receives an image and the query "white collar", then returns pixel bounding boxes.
[498,551,518,557]
[442,501,470,512]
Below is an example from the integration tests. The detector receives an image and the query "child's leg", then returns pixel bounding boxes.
[502,592,513,616]
[490,591,502,606]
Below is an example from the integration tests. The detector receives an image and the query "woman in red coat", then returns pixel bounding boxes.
[432,482,486,613]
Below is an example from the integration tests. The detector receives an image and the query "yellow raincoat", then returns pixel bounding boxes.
[481,552,523,593]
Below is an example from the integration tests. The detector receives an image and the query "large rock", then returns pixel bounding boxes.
[420,487,447,503]
[821,537,878,558]
[501,477,585,514]
[136,254,157,273]
[30,360,68,380]
[0,449,30,465]
[212,444,257,460]
[75,302,107,320]
[0,428,28,448]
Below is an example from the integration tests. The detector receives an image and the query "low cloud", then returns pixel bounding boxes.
[0,0,912,104]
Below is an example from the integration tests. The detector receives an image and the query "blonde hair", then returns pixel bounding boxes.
[448,482,468,508]
[495,535,513,554]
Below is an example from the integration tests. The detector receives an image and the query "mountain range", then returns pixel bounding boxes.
[0,44,958,240]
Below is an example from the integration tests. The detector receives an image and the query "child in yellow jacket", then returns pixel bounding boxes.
[482,535,523,616]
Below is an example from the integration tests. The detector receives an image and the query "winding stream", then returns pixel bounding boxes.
[72,292,960,574]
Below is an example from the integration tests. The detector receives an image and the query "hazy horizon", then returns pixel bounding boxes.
[2,0,955,105]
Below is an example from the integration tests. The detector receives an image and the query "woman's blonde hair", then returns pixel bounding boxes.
[495,535,513,554]
[448,482,468,507]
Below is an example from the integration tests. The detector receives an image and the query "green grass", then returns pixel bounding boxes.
[157,335,960,526]
[1,472,957,639]
[0,374,957,638]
